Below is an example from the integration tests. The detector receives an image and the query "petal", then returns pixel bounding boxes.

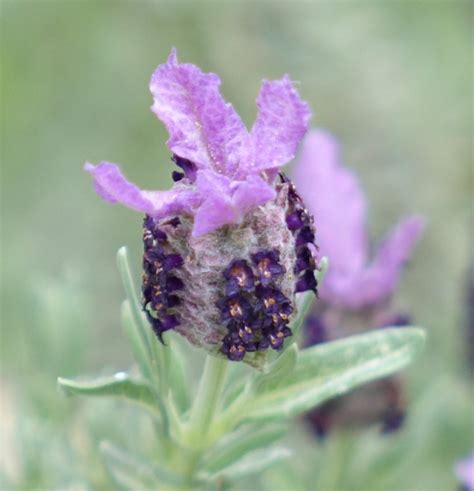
[150,48,249,177]
[250,75,311,173]
[192,195,238,237]
[192,170,276,236]
[192,170,236,236]
[364,215,426,297]
[455,451,474,490]
[84,161,199,218]
[231,174,276,213]
[322,215,425,308]
[195,169,232,197]
[292,130,368,276]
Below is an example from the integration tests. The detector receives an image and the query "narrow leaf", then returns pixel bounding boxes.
[116,247,153,366]
[100,441,183,488]
[202,424,287,475]
[256,343,298,391]
[243,327,425,423]
[117,247,171,392]
[121,300,152,380]
[315,256,329,285]
[57,372,158,414]
[167,336,191,413]
[201,447,291,480]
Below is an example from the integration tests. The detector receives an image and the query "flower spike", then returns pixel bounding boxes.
[86,50,317,365]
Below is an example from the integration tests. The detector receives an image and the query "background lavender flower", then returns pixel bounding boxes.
[292,129,424,434]
[294,130,425,309]
[455,451,474,491]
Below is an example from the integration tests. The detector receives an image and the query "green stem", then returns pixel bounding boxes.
[178,355,228,488]
[188,355,228,440]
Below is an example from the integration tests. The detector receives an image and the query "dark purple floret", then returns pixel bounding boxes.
[143,216,168,242]
[223,342,246,362]
[296,270,318,293]
[218,294,253,323]
[166,276,185,292]
[237,325,254,344]
[142,215,184,342]
[172,155,197,183]
[286,209,307,231]
[251,250,285,285]
[295,246,316,274]
[163,216,181,228]
[161,314,180,331]
[223,259,255,296]
[255,285,289,314]
[280,172,319,296]
[172,170,185,182]
[163,254,185,270]
[296,226,316,247]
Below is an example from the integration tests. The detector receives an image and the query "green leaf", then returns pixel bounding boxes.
[167,336,191,413]
[201,446,291,481]
[121,300,152,380]
[256,343,299,391]
[202,424,287,475]
[116,247,153,369]
[243,327,425,423]
[100,441,183,488]
[57,372,158,415]
[117,247,171,392]
[315,256,329,285]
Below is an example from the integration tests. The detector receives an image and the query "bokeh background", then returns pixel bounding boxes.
[1,1,472,490]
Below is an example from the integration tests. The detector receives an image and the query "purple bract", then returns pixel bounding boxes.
[293,129,425,308]
[293,129,425,433]
[85,48,310,238]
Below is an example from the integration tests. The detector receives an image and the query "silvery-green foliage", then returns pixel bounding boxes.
[58,248,425,490]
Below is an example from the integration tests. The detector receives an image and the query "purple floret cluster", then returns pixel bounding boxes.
[142,216,184,341]
[219,251,293,361]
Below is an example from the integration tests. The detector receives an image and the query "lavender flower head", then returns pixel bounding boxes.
[455,451,474,491]
[292,129,425,434]
[85,49,318,365]
[293,129,425,309]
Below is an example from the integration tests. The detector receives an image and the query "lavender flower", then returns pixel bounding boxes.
[456,451,474,491]
[292,129,424,434]
[293,129,425,308]
[85,49,318,365]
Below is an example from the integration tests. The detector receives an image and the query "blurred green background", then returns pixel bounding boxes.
[1,1,472,490]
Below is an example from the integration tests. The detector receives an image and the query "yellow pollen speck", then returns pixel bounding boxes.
[231,266,247,286]
[264,297,276,308]
[229,301,243,317]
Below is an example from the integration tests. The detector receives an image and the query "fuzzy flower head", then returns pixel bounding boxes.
[85,49,317,366]
[292,129,425,435]
[293,129,425,309]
